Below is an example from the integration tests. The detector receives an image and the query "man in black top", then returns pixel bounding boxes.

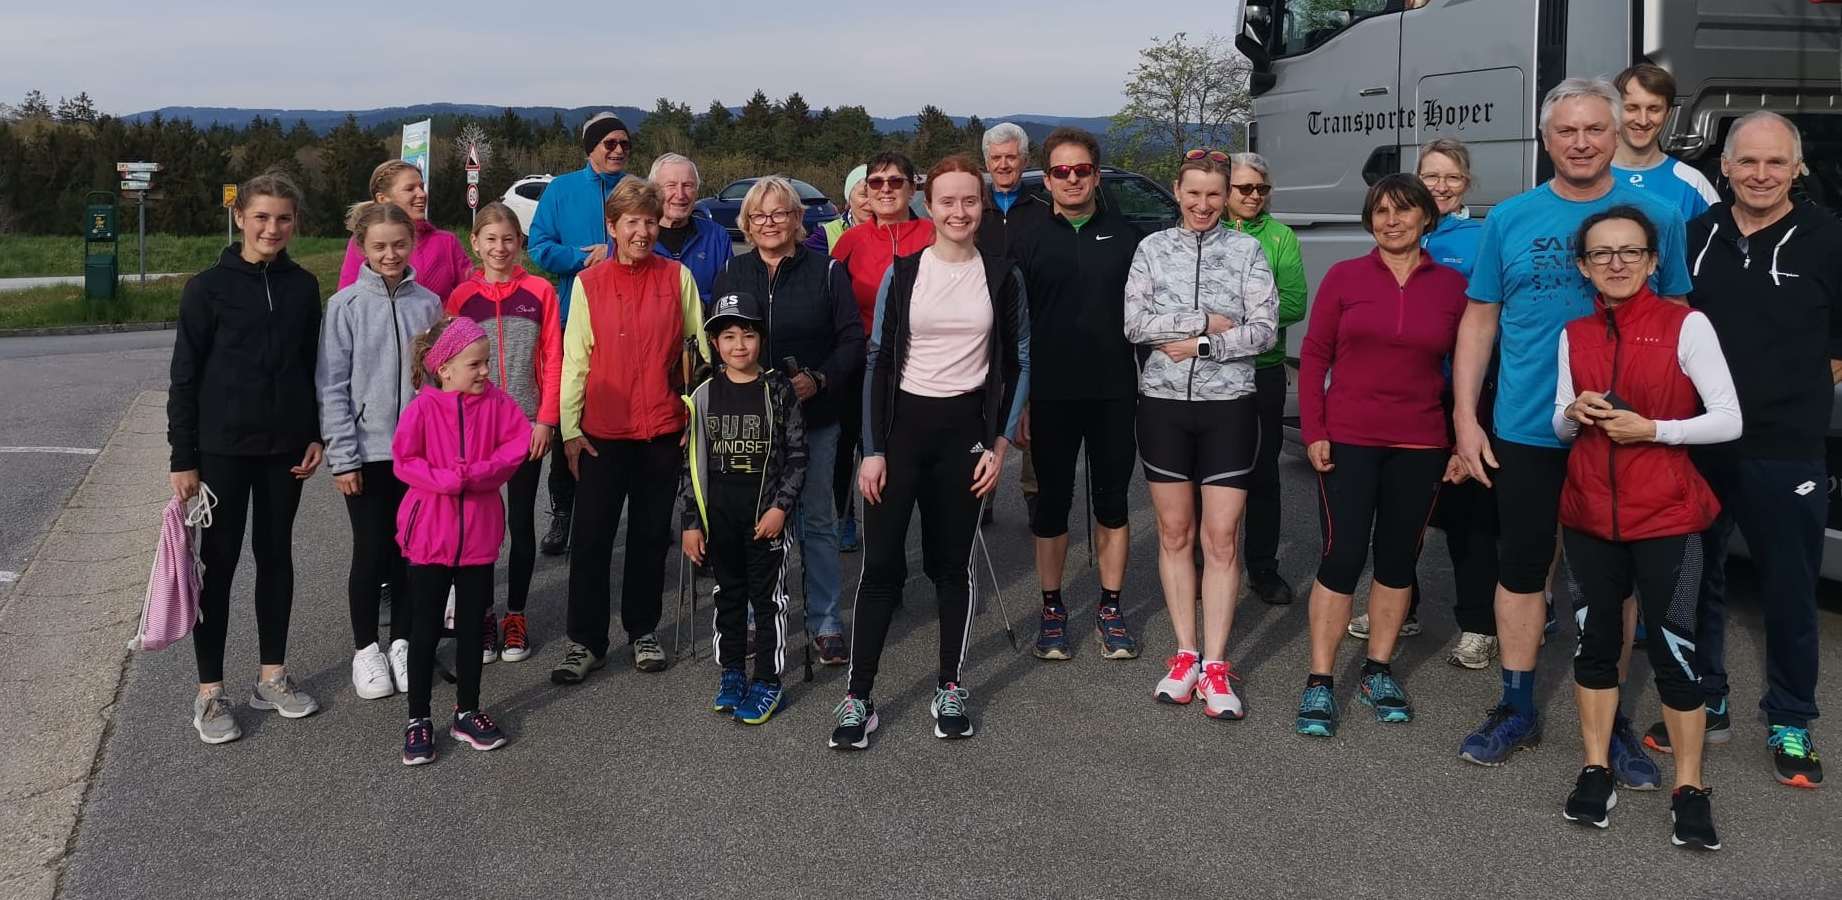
[1011,127,1145,662]
[977,122,1052,524]
[1668,112,1838,789]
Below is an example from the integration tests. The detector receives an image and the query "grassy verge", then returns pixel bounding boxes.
[0,244,348,330]
[0,233,349,278]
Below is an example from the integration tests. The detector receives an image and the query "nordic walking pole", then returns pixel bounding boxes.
[674,552,689,660]
[974,511,1019,650]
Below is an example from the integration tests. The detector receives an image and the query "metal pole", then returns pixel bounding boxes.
[226,206,232,247]
[137,196,147,285]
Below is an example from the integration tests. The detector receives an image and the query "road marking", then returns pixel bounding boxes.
[0,572,16,583]
[0,446,100,455]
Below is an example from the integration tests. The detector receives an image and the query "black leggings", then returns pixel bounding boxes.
[565,433,678,657]
[1313,444,1444,595]
[834,373,863,521]
[1028,393,1136,538]
[407,563,491,720]
[1243,363,1287,576]
[547,437,575,510]
[192,453,304,684]
[344,460,408,650]
[848,391,985,698]
[1562,528,1703,711]
[506,457,542,612]
[708,479,790,681]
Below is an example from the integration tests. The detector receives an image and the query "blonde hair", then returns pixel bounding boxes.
[604,178,664,223]
[369,160,423,200]
[344,200,416,245]
[237,168,305,215]
[1417,138,1473,182]
[472,201,523,240]
[738,176,808,245]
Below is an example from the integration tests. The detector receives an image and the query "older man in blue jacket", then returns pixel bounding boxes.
[650,153,731,300]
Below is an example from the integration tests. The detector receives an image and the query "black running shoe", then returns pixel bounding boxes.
[1563,766,1617,829]
[829,694,877,750]
[540,506,572,556]
[931,683,974,739]
[1670,786,1722,851]
[1250,570,1294,606]
[1643,700,1732,754]
[1769,725,1823,789]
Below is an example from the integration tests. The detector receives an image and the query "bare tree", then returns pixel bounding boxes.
[1111,32,1251,175]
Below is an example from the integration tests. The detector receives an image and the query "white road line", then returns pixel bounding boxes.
[0,447,100,455]
[0,572,17,583]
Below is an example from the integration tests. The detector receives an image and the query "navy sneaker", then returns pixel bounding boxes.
[838,515,860,554]
[402,717,435,766]
[1032,606,1071,660]
[1095,604,1139,660]
[733,679,784,725]
[713,668,749,712]
[1610,715,1662,790]
[829,694,877,750]
[1644,699,1732,753]
[1769,725,1823,789]
[451,709,507,751]
[1459,704,1541,766]
[1295,684,1338,737]
[1563,765,1617,829]
[1359,671,1413,724]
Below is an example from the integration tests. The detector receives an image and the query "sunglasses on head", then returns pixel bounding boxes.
[1231,183,1273,197]
[600,138,631,152]
[865,175,909,191]
[1048,163,1097,181]
[1185,148,1230,162]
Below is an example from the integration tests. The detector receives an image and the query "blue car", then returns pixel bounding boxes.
[696,178,839,242]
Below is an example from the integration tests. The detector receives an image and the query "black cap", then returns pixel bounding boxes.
[704,292,764,333]
[581,113,630,155]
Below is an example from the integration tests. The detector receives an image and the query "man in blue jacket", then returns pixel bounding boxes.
[650,153,732,300]
[528,111,631,555]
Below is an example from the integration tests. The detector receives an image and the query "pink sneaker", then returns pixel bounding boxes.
[1196,661,1245,720]
[1155,651,1200,704]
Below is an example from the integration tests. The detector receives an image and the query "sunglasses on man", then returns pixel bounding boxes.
[600,137,631,152]
[1047,163,1097,181]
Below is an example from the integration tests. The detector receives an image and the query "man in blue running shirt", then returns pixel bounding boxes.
[1613,64,1720,222]
[1451,77,1691,769]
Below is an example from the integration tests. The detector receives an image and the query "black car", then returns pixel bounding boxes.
[697,178,839,242]
[909,167,1180,233]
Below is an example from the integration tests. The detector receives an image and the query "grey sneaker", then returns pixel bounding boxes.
[1347,613,1420,640]
[249,673,320,718]
[633,633,668,673]
[192,689,242,744]
[1447,632,1500,669]
[549,640,607,685]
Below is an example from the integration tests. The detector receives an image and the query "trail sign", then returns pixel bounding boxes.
[222,184,238,208]
[116,162,162,173]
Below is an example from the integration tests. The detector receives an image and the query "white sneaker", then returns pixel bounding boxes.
[1447,632,1500,669]
[1196,661,1245,720]
[352,642,394,699]
[388,638,411,694]
[1154,651,1200,704]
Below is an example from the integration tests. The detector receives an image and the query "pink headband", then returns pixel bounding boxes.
[424,317,488,374]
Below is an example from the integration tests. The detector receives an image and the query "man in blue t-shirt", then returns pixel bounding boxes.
[1613,63,1720,222]
[1451,77,1691,770]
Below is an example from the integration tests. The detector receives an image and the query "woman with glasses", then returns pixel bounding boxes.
[1222,151,1307,608]
[1552,206,1736,849]
[1130,152,1277,719]
[1292,174,1469,737]
[712,177,866,667]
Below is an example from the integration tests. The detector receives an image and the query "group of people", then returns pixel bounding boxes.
[165,67,1832,850]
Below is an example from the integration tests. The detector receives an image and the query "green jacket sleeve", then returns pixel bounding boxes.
[1269,226,1307,331]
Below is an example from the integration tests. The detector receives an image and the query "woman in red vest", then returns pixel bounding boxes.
[1553,205,1739,849]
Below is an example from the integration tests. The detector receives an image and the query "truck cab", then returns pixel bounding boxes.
[1236,0,1842,575]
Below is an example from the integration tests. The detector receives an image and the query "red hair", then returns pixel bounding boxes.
[924,155,985,202]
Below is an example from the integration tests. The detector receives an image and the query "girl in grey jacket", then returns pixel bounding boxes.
[316,201,443,701]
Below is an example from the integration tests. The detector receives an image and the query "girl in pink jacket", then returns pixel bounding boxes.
[393,316,532,766]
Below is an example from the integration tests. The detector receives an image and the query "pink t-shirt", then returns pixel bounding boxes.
[901,249,992,397]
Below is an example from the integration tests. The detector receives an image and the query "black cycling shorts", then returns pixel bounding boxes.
[1492,438,1570,594]
[1029,394,1137,538]
[1136,395,1259,489]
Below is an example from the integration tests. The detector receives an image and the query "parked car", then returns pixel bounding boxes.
[697,178,838,242]
[906,167,1179,233]
[500,174,553,235]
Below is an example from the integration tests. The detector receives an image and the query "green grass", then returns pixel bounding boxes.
[0,233,348,278]
[0,242,348,330]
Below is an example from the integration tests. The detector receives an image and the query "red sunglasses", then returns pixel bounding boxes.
[1185,148,1230,162]
[1047,163,1097,181]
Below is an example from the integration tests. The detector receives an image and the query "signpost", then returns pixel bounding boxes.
[465,145,482,220]
[401,119,432,191]
[223,184,238,246]
[116,162,161,284]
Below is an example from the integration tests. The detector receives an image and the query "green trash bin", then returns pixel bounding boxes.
[84,254,117,303]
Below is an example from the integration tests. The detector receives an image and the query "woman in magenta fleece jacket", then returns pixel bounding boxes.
[1292,174,1469,737]
[392,316,531,765]
[338,160,474,300]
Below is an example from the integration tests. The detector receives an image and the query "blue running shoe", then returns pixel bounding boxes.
[1295,684,1338,737]
[733,679,784,725]
[1360,671,1413,724]
[1459,704,1541,766]
[838,515,860,554]
[402,717,435,766]
[1609,715,1661,790]
[1095,604,1139,659]
[1033,606,1071,660]
[713,668,748,712]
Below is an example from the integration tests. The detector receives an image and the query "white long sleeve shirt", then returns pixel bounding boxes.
[1552,310,1743,445]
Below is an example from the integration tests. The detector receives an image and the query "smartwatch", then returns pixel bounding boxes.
[1197,335,1213,359]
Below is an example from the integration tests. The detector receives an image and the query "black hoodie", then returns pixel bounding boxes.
[1687,201,1842,460]
[167,245,323,471]
[1009,203,1144,400]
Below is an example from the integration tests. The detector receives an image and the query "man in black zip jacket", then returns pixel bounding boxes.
[712,203,865,666]
[1670,112,1839,789]
[977,122,1053,523]
[1009,127,1146,663]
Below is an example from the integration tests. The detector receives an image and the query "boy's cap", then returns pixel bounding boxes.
[704,292,764,333]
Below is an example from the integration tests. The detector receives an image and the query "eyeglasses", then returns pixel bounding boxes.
[599,138,631,152]
[748,209,795,226]
[865,175,909,191]
[1419,174,1468,187]
[1185,148,1229,162]
[1047,163,1097,181]
[1231,183,1273,197]
[1583,247,1653,267]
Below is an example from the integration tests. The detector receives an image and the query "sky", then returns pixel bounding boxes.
[2,2,1243,119]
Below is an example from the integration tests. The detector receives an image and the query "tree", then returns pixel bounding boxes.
[910,105,963,167]
[732,90,777,158]
[18,90,51,120]
[636,98,694,161]
[55,92,98,124]
[692,100,732,151]
[1112,32,1251,179]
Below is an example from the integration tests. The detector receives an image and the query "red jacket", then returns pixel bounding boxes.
[567,255,703,442]
[831,217,935,334]
[1298,249,1467,447]
[393,384,532,567]
[1559,287,1720,542]
[445,267,562,427]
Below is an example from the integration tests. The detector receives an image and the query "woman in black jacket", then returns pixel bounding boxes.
[712,176,864,666]
[828,156,1030,751]
[166,170,325,744]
